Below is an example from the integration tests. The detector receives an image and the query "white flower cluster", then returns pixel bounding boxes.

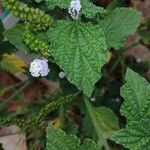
[68,0,82,20]
[29,59,50,77]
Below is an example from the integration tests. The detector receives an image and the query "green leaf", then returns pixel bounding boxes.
[81,139,98,150]
[111,69,150,150]
[47,20,107,97]
[112,118,150,150]
[86,105,119,133]
[63,122,78,135]
[120,69,150,122]
[4,24,28,51]
[93,107,120,132]
[45,0,69,9]
[99,8,141,49]
[82,112,97,139]
[140,29,150,45]
[45,0,106,18]
[82,106,119,140]
[46,125,97,150]
[84,97,113,149]
[81,0,107,18]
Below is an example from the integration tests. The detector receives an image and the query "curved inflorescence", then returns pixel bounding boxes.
[23,27,51,58]
[2,0,53,57]
[2,0,53,31]
[0,95,74,130]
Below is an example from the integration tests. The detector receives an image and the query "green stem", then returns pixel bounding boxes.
[83,95,110,150]
[59,105,65,128]
[0,80,26,97]
[0,80,30,110]
[120,58,126,82]
[110,56,121,73]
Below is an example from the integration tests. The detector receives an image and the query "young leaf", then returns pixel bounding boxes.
[47,20,107,97]
[82,106,119,141]
[45,0,106,18]
[4,24,28,51]
[99,8,141,49]
[84,97,119,149]
[46,125,97,150]
[0,53,27,74]
[93,107,120,132]
[111,69,150,150]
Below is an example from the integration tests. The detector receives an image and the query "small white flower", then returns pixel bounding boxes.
[68,0,82,20]
[59,71,66,79]
[115,98,120,103]
[34,0,42,3]
[136,58,142,63]
[90,97,96,102]
[29,59,50,77]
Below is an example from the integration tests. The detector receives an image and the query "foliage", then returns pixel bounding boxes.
[45,0,107,18]
[82,106,119,139]
[84,96,119,149]
[89,106,119,132]
[0,21,15,57]
[0,53,27,74]
[0,0,146,150]
[99,8,141,49]
[4,24,51,57]
[46,125,97,150]
[0,95,73,129]
[47,20,107,96]
[1,0,141,97]
[4,24,28,51]
[2,0,53,31]
[63,122,78,135]
[111,69,150,150]
[24,26,51,57]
